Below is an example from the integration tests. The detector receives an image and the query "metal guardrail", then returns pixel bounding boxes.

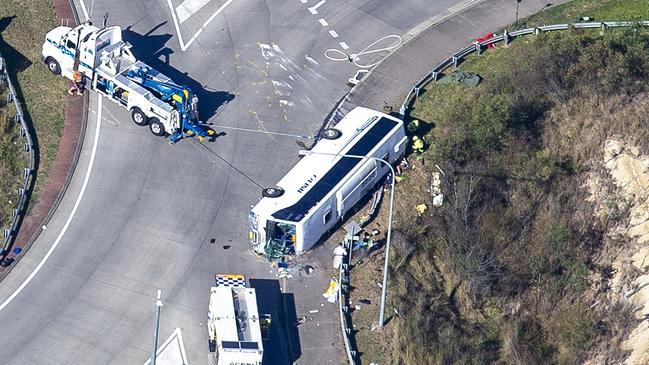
[339,227,359,364]
[0,53,36,258]
[399,20,649,117]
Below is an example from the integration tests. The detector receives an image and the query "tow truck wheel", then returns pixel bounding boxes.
[262,187,284,198]
[131,107,148,126]
[45,57,61,75]
[319,128,342,140]
[149,118,166,137]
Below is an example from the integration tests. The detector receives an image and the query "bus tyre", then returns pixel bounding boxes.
[131,107,149,126]
[262,187,284,198]
[46,57,61,75]
[320,128,342,140]
[149,118,166,137]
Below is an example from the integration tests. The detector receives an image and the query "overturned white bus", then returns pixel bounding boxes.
[248,107,407,259]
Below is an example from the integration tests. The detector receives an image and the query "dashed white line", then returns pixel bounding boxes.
[318,18,328,26]
[339,41,349,50]
[0,96,103,313]
[300,0,308,3]
[308,0,326,14]
[328,30,339,38]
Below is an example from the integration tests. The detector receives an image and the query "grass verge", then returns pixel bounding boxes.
[0,0,67,229]
[352,1,649,364]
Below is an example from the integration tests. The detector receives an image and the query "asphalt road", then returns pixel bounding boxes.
[0,0,494,364]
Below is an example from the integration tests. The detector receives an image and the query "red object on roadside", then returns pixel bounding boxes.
[476,32,495,48]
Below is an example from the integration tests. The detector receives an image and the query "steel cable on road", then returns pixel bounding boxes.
[325,34,403,69]
[189,139,265,190]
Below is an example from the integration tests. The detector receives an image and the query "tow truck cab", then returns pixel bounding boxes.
[41,23,125,81]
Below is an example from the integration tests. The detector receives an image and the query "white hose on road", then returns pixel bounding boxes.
[325,34,403,69]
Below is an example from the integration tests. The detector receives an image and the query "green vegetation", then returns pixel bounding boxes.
[0,0,67,228]
[521,0,649,28]
[351,1,649,364]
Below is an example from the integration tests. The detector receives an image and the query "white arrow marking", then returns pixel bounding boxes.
[143,327,188,365]
[168,0,236,51]
[176,0,212,23]
[308,0,325,14]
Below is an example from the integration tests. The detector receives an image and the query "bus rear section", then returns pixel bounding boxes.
[248,107,407,259]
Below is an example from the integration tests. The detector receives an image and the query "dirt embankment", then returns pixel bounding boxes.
[586,139,649,364]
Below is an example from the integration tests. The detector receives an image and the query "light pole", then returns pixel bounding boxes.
[151,290,163,365]
[298,149,395,328]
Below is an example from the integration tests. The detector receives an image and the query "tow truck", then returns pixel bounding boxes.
[208,274,270,365]
[41,21,215,143]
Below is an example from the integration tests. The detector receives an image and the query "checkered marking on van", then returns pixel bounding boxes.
[214,274,246,288]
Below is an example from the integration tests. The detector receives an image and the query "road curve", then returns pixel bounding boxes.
[0,0,481,364]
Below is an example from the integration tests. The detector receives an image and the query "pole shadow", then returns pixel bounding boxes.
[121,22,234,121]
[249,278,302,365]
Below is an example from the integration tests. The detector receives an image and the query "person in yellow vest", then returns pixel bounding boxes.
[412,135,425,154]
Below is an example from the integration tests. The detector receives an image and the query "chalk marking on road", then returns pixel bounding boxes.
[328,29,338,38]
[79,0,90,20]
[318,18,328,26]
[308,0,325,14]
[167,0,235,51]
[176,0,211,23]
[339,41,349,50]
[143,327,188,365]
[0,97,102,313]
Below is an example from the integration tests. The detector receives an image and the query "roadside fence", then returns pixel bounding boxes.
[339,224,361,365]
[399,21,649,117]
[0,53,36,260]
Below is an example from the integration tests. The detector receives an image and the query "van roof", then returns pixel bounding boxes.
[252,107,402,223]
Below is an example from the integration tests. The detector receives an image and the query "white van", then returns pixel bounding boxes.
[248,107,407,258]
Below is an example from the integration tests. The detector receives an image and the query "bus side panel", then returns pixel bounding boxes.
[299,195,337,252]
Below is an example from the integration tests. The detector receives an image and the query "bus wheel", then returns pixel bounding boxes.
[46,57,61,75]
[149,118,166,137]
[262,187,284,198]
[319,128,342,140]
[131,107,149,126]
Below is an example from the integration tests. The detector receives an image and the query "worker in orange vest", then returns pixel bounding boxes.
[68,70,84,95]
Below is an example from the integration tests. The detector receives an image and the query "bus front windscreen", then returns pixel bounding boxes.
[265,220,296,259]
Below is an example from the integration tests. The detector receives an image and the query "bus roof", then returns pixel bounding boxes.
[252,107,402,223]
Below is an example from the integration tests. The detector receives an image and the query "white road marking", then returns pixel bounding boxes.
[142,328,187,365]
[143,327,188,365]
[176,0,211,23]
[167,0,236,51]
[79,0,90,20]
[300,0,308,3]
[308,0,325,14]
[318,18,328,26]
[339,41,349,50]
[328,30,338,38]
[0,97,102,313]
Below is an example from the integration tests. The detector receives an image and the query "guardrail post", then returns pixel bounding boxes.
[600,22,607,35]
[24,143,30,152]
[534,27,541,35]
[474,41,482,55]
[452,56,459,68]
[23,168,30,179]
[503,30,510,45]
[3,229,10,240]
[432,71,439,82]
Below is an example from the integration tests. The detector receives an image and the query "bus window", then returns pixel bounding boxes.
[324,209,332,224]
[264,220,296,259]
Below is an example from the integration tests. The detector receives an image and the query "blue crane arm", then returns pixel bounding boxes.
[126,66,214,144]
